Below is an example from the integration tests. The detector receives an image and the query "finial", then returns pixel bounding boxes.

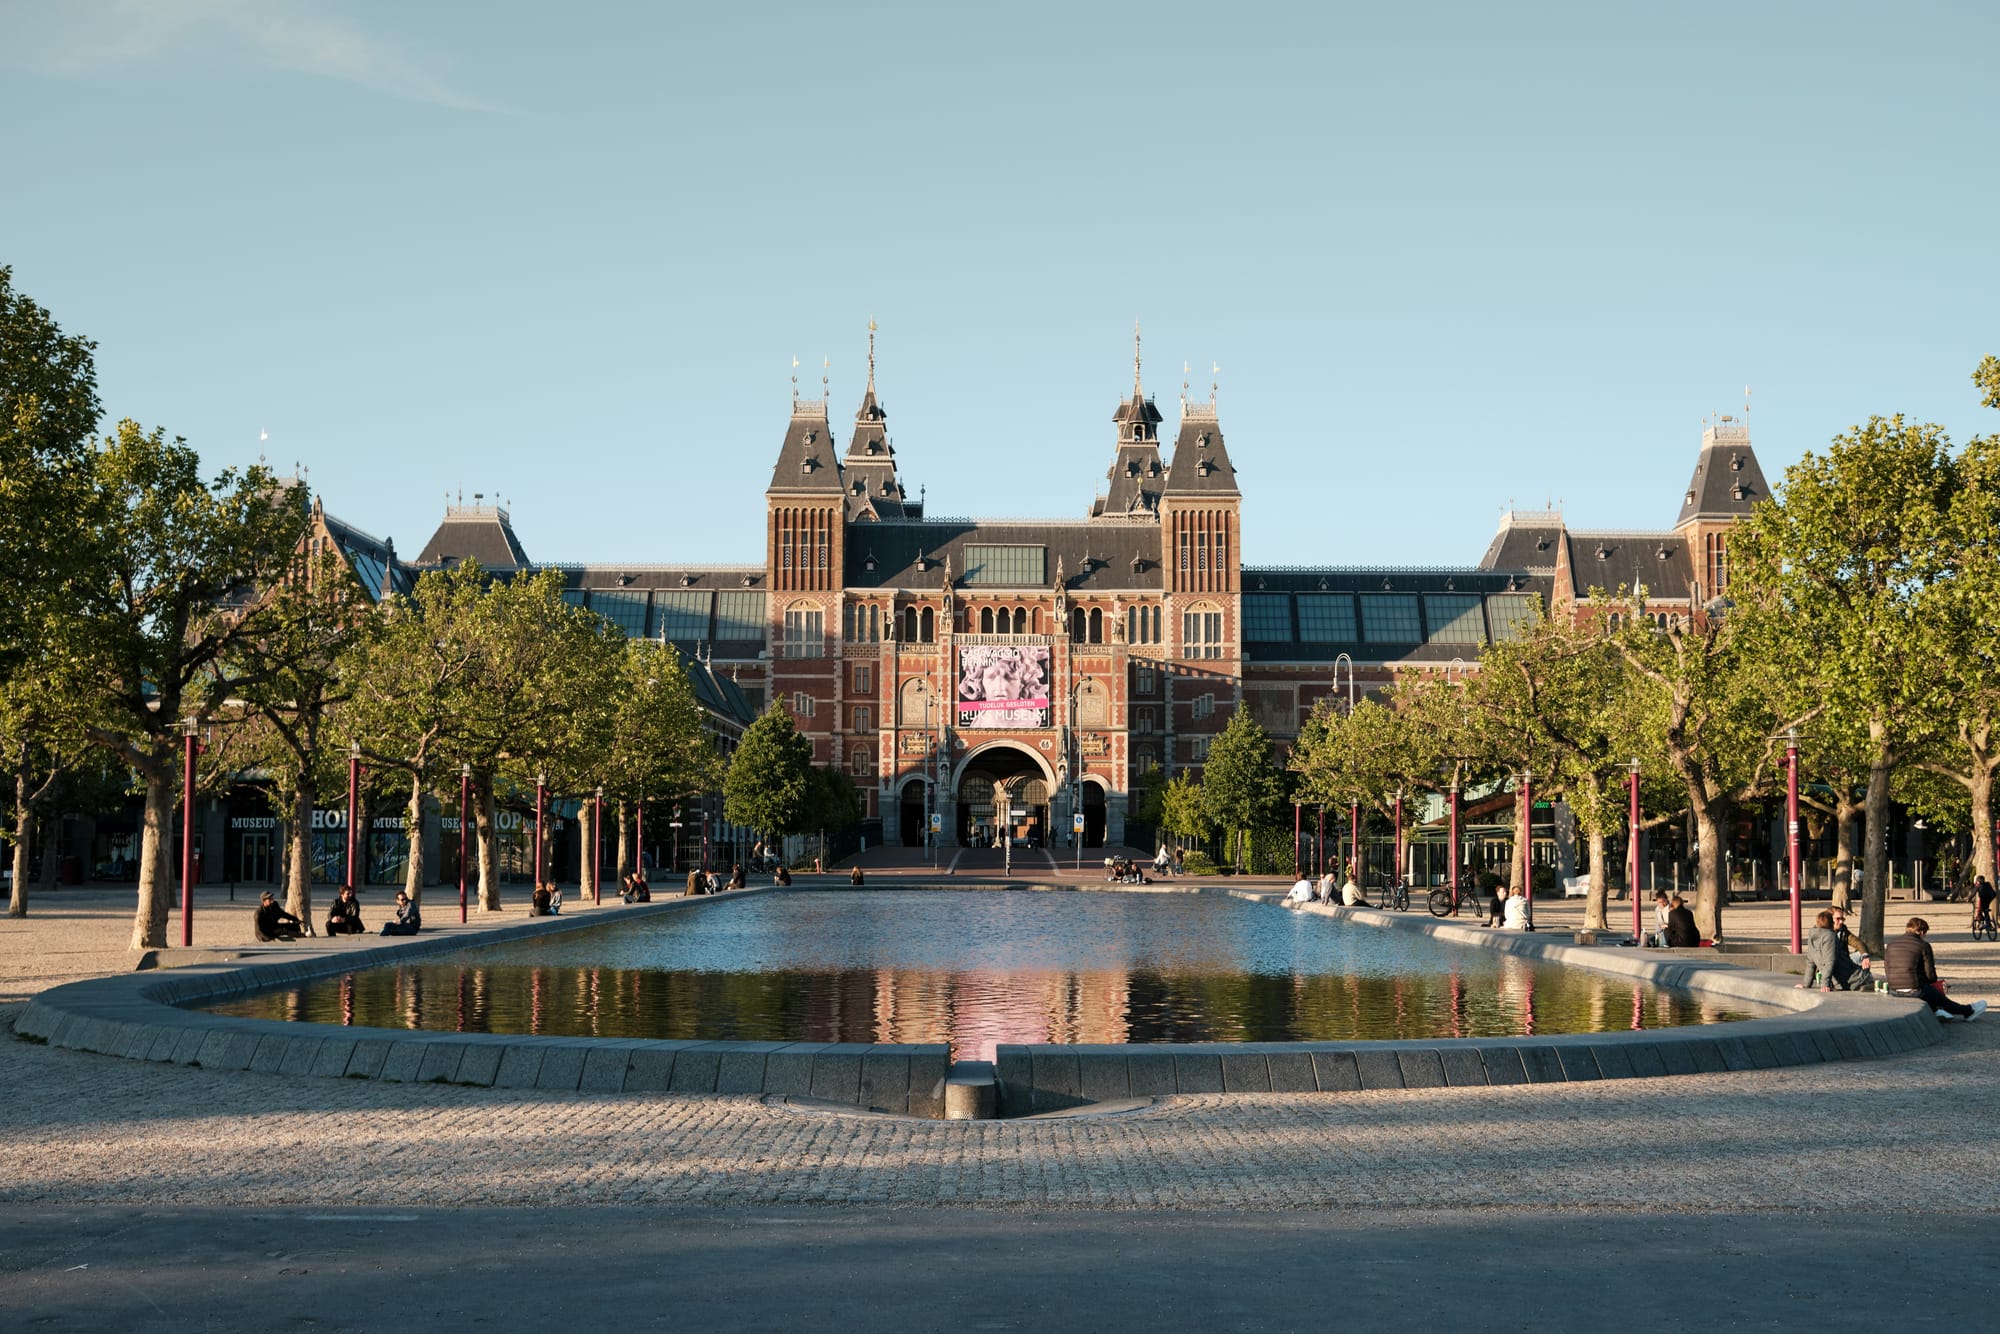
[1743,384,1752,418]
[791,356,799,399]
[1133,319,1143,397]
[867,318,877,396]
[1210,362,1220,406]
[1181,360,1190,410]
[822,355,830,399]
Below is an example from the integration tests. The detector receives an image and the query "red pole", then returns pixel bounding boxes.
[593,788,604,905]
[1293,803,1301,880]
[1787,732,1802,954]
[1449,782,1460,912]
[534,774,546,889]
[346,748,360,894]
[458,767,469,924]
[1629,760,1642,944]
[635,798,645,876]
[181,724,196,948]
[1520,770,1534,925]
[1316,804,1324,878]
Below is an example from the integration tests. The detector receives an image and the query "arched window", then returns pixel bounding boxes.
[868,604,880,642]
[1088,607,1103,643]
[1030,608,1040,634]
[1012,606,1027,634]
[899,678,934,726]
[850,744,874,777]
[902,606,919,642]
[1071,607,1086,642]
[919,606,935,642]
[1181,601,1222,660]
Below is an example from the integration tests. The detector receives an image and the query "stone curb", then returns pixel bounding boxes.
[10,886,946,1117]
[992,891,1948,1113]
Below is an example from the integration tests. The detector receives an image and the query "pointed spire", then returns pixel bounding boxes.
[867,318,878,397]
[791,356,799,400]
[1133,319,1143,397]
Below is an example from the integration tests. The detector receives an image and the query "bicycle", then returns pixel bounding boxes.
[1386,879,1410,912]
[1973,904,1998,943]
[1427,886,1481,919]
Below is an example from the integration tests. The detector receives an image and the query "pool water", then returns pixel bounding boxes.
[200,890,1769,1060]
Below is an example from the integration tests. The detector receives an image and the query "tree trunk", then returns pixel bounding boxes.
[1582,773,1608,932]
[1832,796,1859,913]
[404,769,427,905]
[1691,795,1728,943]
[131,766,175,949]
[1970,763,1996,892]
[476,781,501,911]
[9,753,32,917]
[285,774,314,923]
[1859,719,1893,956]
[615,799,631,879]
[579,800,597,901]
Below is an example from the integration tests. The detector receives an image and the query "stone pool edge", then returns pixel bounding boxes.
[10,887,948,1116]
[993,887,1944,1114]
[10,883,1942,1120]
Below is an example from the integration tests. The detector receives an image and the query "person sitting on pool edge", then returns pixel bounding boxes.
[253,892,305,942]
[325,886,364,936]
[1663,895,1700,948]
[379,891,421,936]
[1341,874,1367,907]
[1885,917,1986,1021]
[774,864,792,886]
[850,864,866,886]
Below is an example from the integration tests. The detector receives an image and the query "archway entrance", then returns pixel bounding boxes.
[1081,781,1107,849]
[899,779,927,847]
[956,745,1050,849]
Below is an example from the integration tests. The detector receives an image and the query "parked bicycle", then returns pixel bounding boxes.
[1427,886,1476,919]
[1385,879,1410,912]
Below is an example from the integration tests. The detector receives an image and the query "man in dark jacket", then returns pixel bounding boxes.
[1663,895,1701,948]
[379,891,421,936]
[325,886,365,935]
[253,892,304,942]
[1884,917,1985,1021]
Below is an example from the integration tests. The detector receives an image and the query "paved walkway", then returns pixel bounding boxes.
[2,885,1996,1214]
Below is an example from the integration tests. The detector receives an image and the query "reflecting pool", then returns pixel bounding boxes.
[200,890,1771,1060]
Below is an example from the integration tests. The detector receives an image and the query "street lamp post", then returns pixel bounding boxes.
[181,717,198,948]
[1787,728,1802,954]
[1332,653,1356,715]
[1628,758,1642,945]
[534,772,546,889]
[458,763,470,923]
[345,741,361,896]
[593,785,604,905]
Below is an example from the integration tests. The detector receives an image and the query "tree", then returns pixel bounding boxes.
[1,660,93,917]
[1199,711,1284,872]
[1734,415,1957,952]
[71,424,303,948]
[803,765,864,866]
[223,539,370,922]
[1158,773,1209,854]
[0,267,101,676]
[592,640,717,884]
[723,706,814,849]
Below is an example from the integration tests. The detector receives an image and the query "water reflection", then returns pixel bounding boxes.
[202,891,1767,1061]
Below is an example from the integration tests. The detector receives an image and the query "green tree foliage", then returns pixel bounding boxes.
[724,706,814,845]
[1734,416,1957,951]
[588,639,716,887]
[1159,773,1210,853]
[71,424,304,948]
[1200,711,1284,872]
[0,267,101,673]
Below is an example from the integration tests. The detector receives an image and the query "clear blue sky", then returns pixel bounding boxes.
[3,1,1995,567]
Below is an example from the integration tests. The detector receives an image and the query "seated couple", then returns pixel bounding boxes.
[530,882,564,916]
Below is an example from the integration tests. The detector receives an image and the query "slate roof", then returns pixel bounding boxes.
[1677,420,1769,525]
[1477,515,1565,573]
[412,504,530,571]
[767,400,846,494]
[322,511,413,600]
[843,519,1165,592]
[1163,404,1240,497]
[841,388,914,521]
[1563,531,1697,601]
[1095,390,1167,520]
[1236,565,1554,665]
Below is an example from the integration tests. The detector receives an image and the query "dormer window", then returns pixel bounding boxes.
[851,480,864,494]
[1732,485,1747,501]
[1536,538,1550,552]
[1197,460,1212,477]
[1686,490,1697,504]
[1198,433,1211,448]
[680,574,696,587]
[863,552,878,573]
[1596,545,1610,560]
[1657,545,1670,560]
[866,441,880,455]
[1731,455,1744,471]
[802,457,818,472]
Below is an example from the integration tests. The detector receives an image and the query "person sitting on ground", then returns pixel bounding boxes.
[1802,910,1857,990]
[774,864,792,887]
[1503,886,1532,930]
[529,883,552,916]
[624,872,652,903]
[1649,890,1673,947]
[1829,907,1870,982]
[1341,875,1367,907]
[728,864,746,891]
[253,891,305,942]
[379,890,421,936]
[1315,871,1337,904]
[1972,876,1997,932]
[1663,895,1700,947]
[325,886,365,936]
[1885,916,1986,1021]
[1287,876,1314,906]
[850,864,866,886]
[545,881,562,915]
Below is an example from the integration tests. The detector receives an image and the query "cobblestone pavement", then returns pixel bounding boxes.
[4,887,1996,1214]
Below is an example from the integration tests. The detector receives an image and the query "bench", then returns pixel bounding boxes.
[1562,875,1591,899]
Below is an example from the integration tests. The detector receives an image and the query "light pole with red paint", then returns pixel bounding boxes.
[458,762,470,923]
[1787,728,1802,954]
[593,785,604,905]
[1448,778,1461,913]
[345,741,361,896]
[180,717,199,948]
[534,771,546,889]
[1349,799,1360,884]
[1519,769,1534,928]
[1628,758,1642,945]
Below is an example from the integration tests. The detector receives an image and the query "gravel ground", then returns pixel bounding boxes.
[4,884,1994,1214]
